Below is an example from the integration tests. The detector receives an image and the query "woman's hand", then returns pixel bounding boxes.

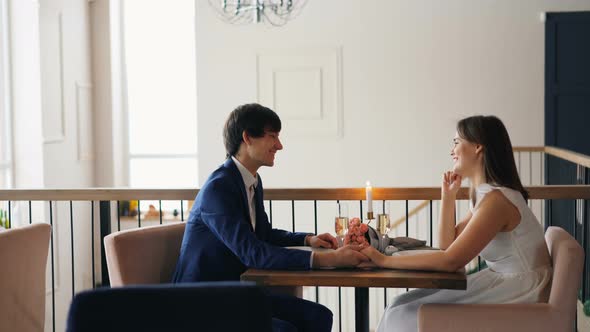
[357,261,378,269]
[314,244,369,268]
[442,171,462,198]
[360,245,386,267]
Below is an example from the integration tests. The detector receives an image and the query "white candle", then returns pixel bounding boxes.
[366,181,373,213]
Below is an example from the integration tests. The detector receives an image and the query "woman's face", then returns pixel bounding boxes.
[451,133,482,177]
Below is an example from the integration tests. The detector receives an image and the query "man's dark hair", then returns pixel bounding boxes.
[223,103,281,158]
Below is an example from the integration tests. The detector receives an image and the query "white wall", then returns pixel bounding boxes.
[90,0,127,187]
[40,0,94,188]
[8,0,45,188]
[195,0,590,189]
[37,0,96,330]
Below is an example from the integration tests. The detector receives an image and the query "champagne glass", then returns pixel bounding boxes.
[377,201,391,251]
[377,213,390,236]
[334,202,349,247]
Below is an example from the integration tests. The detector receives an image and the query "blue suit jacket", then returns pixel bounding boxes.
[172,158,312,282]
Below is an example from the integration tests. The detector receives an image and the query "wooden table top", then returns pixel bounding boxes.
[241,268,466,290]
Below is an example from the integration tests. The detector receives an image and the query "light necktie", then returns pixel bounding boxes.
[249,184,256,231]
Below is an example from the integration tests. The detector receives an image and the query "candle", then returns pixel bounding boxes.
[366,181,373,213]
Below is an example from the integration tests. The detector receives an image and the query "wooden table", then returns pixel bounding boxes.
[241,268,466,332]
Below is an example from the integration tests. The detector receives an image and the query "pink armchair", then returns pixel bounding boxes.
[418,226,584,332]
[104,222,186,286]
[0,223,51,332]
[104,222,302,297]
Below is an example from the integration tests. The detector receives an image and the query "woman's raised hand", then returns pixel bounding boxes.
[442,171,462,198]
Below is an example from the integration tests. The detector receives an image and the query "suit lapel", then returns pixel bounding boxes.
[223,158,253,231]
[253,182,266,238]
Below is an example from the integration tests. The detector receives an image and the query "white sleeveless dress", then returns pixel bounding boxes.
[376,183,552,332]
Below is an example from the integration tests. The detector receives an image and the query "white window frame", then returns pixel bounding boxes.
[117,0,198,188]
[0,0,13,189]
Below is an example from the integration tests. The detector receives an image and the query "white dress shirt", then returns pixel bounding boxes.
[232,156,258,231]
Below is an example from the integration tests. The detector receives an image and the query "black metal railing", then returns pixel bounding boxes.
[0,147,589,331]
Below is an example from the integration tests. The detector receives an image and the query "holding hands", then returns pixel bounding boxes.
[314,244,370,268]
[308,232,371,268]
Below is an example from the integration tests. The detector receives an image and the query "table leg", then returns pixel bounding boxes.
[355,287,369,332]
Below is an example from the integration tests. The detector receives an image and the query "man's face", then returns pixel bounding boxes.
[247,131,283,167]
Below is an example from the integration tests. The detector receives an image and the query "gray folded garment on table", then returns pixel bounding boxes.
[390,236,427,250]
[365,227,427,252]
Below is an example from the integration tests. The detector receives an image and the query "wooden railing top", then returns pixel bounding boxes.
[0,146,587,201]
[515,145,590,169]
[0,185,588,201]
[512,146,545,152]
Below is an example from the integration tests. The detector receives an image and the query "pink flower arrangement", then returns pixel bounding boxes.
[344,217,369,246]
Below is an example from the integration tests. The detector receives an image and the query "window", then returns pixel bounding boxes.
[122,0,198,189]
[0,0,12,189]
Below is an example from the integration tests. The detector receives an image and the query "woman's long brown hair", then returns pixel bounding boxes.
[457,115,529,202]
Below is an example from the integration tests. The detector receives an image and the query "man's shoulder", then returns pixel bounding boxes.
[195,162,243,213]
[200,161,239,194]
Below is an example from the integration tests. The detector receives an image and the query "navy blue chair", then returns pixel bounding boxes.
[66,282,272,332]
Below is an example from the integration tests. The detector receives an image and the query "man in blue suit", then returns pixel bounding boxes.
[173,103,368,331]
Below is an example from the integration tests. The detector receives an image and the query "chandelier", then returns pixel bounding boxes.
[208,0,307,26]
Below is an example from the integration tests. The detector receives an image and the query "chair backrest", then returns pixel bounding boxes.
[66,282,273,332]
[0,223,51,332]
[104,222,185,286]
[546,226,584,311]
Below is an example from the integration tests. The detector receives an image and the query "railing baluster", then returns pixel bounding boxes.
[49,201,56,332]
[359,200,363,221]
[582,198,586,303]
[429,200,433,246]
[539,152,546,226]
[529,152,533,186]
[29,201,32,224]
[181,200,184,221]
[138,200,141,228]
[338,287,342,332]
[405,200,409,237]
[269,200,273,228]
[91,201,95,289]
[70,201,75,298]
[314,200,319,303]
[383,199,387,307]
[517,151,522,175]
[584,166,589,302]
[117,201,121,231]
[336,199,341,332]
[406,200,409,292]
[7,200,10,228]
[291,200,295,232]
[159,200,163,225]
[99,201,111,287]
[540,152,543,185]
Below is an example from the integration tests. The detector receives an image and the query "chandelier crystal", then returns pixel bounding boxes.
[208,0,307,26]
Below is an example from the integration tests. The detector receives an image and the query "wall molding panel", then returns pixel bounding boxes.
[76,81,93,161]
[257,47,343,137]
[41,10,65,144]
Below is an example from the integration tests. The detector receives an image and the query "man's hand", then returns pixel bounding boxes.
[313,245,369,268]
[306,233,338,249]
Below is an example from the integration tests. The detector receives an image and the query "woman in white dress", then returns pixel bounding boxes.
[361,115,552,332]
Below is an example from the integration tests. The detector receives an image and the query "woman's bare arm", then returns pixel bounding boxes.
[363,190,519,272]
